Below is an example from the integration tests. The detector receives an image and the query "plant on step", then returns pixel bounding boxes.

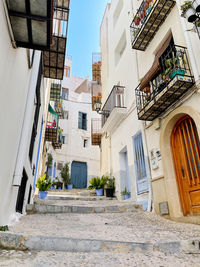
[104,176,115,189]
[0,225,9,231]
[36,174,52,192]
[121,187,130,196]
[60,162,70,186]
[88,176,106,190]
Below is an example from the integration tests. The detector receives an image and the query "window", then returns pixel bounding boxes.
[62,88,69,100]
[78,112,87,130]
[83,139,88,148]
[64,66,70,77]
[115,31,127,66]
[62,136,66,144]
[53,162,56,178]
[57,162,63,170]
[63,110,69,119]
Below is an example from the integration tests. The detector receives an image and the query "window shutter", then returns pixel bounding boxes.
[83,114,87,130]
[78,112,82,129]
[62,136,65,144]
[132,131,149,194]
[53,162,56,178]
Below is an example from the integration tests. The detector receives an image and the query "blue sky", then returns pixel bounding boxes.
[67,0,110,79]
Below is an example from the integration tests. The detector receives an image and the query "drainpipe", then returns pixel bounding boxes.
[176,0,200,83]
[13,51,41,186]
[2,0,17,49]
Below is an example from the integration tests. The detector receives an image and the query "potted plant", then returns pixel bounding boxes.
[36,174,52,199]
[88,176,106,196]
[121,187,131,200]
[134,14,141,26]
[0,225,9,231]
[45,153,53,179]
[104,176,115,197]
[193,0,200,12]
[181,1,196,22]
[60,162,72,189]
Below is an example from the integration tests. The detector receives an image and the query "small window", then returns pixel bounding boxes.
[64,66,70,77]
[62,88,69,100]
[57,162,63,170]
[78,112,87,130]
[62,136,66,144]
[63,111,69,119]
[83,139,88,148]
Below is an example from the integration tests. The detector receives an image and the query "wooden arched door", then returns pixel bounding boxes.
[171,116,200,215]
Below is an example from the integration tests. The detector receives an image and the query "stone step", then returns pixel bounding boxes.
[46,195,117,201]
[1,232,199,254]
[27,203,142,214]
[48,189,94,197]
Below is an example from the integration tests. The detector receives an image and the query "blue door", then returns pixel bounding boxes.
[71,161,87,188]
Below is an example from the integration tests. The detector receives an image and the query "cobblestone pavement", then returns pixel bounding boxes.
[9,211,200,243]
[1,249,200,267]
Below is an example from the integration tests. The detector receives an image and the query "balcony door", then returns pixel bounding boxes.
[171,116,200,215]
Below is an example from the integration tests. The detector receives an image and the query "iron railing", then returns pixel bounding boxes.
[130,0,175,50]
[102,85,126,126]
[136,45,194,118]
[91,118,102,146]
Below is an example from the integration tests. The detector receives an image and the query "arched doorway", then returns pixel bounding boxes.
[171,115,200,215]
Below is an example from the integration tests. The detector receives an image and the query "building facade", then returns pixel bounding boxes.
[46,58,101,188]
[100,0,200,218]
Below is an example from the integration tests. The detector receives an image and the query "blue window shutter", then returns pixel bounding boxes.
[78,112,82,129]
[132,131,149,194]
[83,114,87,130]
[62,136,65,144]
[53,162,56,178]
[48,166,52,177]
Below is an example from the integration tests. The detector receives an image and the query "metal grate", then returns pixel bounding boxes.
[136,45,194,121]
[91,118,102,146]
[91,82,102,111]
[130,0,175,51]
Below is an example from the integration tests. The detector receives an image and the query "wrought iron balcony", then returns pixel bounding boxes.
[136,46,194,121]
[6,0,53,50]
[91,119,102,146]
[54,100,64,119]
[43,0,70,80]
[91,82,102,111]
[50,82,62,101]
[52,128,63,149]
[130,0,175,51]
[92,53,101,83]
[45,104,59,142]
[102,85,126,127]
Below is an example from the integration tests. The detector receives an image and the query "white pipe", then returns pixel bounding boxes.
[2,0,17,49]
[13,51,41,186]
[176,0,200,82]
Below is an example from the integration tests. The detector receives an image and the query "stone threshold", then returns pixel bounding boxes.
[0,232,200,254]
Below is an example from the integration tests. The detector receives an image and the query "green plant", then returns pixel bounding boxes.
[121,187,130,195]
[104,176,115,189]
[180,1,193,17]
[0,225,9,231]
[60,163,70,185]
[36,174,52,192]
[88,176,106,190]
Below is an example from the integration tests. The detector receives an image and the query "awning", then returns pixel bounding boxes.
[140,33,173,90]
[48,104,58,118]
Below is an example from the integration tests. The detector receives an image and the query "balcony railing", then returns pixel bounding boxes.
[6,0,53,50]
[43,0,70,80]
[130,0,175,51]
[54,99,64,119]
[50,81,62,101]
[102,85,126,126]
[91,82,102,111]
[92,53,101,83]
[91,119,102,146]
[136,45,194,121]
[52,128,63,149]
[45,104,59,142]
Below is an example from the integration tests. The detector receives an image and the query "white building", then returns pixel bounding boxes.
[99,1,151,209]
[47,57,101,188]
[0,1,52,225]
